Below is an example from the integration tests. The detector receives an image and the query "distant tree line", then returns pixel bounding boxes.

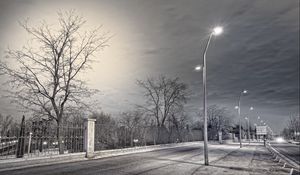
[281,114,300,141]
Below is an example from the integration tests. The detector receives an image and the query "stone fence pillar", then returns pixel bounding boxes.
[84,118,96,158]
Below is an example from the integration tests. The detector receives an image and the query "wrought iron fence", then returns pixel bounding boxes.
[0,119,84,160]
[94,123,202,151]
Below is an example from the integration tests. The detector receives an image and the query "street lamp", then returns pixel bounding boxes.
[248,107,254,142]
[194,65,202,72]
[202,26,223,166]
[237,89,248,148]
[245,117,250,143]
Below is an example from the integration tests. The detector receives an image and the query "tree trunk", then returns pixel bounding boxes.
[57,121,64,154]
[130,130,133,147]
[16,116,25,158]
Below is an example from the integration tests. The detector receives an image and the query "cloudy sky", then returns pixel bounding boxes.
[0,0,299,133]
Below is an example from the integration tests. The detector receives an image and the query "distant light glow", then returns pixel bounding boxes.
[213,26,223,35]
[275,137,285,143]
[243,90,248,94]
[250,107,254,110]
[235,106,239,109]
[194,65,202,72]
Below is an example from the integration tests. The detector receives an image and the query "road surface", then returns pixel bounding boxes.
[0,142,290,175]
[270,142,300,165]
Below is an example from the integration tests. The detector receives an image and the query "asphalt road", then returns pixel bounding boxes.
[0,143,239,175]
[270,142,300,165]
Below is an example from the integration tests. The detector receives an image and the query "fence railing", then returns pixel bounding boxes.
[0,120,84,160]
[94,123,202,151]
[1,118,205,160]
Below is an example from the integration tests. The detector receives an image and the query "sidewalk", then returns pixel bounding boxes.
[194,143,291,175]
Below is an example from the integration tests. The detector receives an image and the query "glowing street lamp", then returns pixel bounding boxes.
[201,26,223,166]
[194,65,202,72]
[213,26,223,35]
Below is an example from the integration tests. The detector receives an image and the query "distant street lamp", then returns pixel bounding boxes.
[237,90,248,148]
[248,107,254,142]
[245,117,250,143]
[194,65,202,72]
[201,26,223,166]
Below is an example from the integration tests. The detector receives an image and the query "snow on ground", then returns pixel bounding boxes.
[193,144,290,175]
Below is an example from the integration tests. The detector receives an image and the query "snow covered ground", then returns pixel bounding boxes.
[195,144,291,175]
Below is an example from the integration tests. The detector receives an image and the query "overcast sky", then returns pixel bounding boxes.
[0,0,299,133]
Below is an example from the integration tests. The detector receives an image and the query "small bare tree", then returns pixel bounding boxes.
[0,10,109,154]
[0,114,14,136]
[199,105,233,140]
[92,112,118,149]
[287,114,300,140]
[137,75,188,142]
[119,110,144,147]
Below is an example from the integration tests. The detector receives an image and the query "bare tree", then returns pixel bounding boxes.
[119,110,144,147]
[137,75,188,142]
[169,110,190,142]
[93,112,118,149]
[201,105,234,140]
[0,114,14,136]
[0,10,109,154]
[287,114,300,141]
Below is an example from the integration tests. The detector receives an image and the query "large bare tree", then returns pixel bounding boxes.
[0,11,109,154]
[137,76,188,142]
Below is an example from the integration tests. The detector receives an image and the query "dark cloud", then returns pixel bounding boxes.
[0,0,298,132]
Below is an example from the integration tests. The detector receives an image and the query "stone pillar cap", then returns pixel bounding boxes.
[84,118,96,122]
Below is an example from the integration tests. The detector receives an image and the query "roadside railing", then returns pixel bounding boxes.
[266,143,300,175]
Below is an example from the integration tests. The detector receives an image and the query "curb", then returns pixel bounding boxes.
[0,153,86,172]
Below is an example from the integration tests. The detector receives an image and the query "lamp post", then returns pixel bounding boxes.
[237,90,247,148]
[245,117,250,143]
[248,107,254,142]
[201,26,223,166]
